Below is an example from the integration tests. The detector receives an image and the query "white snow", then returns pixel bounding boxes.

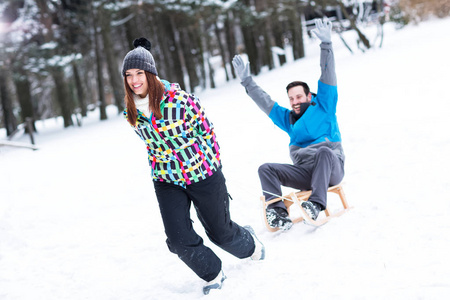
[1,17,450,299]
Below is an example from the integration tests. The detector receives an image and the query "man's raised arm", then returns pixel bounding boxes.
[311,19,337,86]
[232,55,275,116]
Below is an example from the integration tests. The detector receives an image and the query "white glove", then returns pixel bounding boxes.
[311,18,332,43]
[232,55,250,81]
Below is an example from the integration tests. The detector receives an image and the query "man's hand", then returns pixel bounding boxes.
[311,18,332,43]
[232,55,250,81]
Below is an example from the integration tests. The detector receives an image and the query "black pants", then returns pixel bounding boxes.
[153,169,255,282]
[258,146,345,210]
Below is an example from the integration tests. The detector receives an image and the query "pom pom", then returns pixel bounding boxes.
[133,38,152,51]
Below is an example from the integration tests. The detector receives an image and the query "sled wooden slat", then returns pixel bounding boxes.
[261,184,351,232]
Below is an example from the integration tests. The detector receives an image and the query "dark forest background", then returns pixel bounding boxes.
[0,0,447,135]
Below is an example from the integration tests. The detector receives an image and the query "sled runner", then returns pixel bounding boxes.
[260,184,351,231]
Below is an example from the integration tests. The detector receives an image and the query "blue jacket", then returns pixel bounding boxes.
[240,42,344,165]
[268,80,341,148]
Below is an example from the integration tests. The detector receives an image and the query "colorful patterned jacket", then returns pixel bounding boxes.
[124,80,221,188]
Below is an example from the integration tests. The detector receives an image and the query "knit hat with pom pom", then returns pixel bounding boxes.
[122,38,158,76]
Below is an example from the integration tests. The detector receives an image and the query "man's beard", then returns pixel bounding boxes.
[290,102,311,124]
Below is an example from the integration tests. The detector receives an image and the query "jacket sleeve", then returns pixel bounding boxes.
[184,93,219,152]
[240,76,276,116]
[319,42,337,86]
[316,42,338,113]
[268,102,291,133]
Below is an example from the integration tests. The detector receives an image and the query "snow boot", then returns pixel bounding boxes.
[244,225,265,260]
[301,200,321,221]
[203,270,226,295]
[266,207,293,231]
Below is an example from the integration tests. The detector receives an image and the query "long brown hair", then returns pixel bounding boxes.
[124,71,165,125]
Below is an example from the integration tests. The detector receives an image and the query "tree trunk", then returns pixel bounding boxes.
[197,19,207,89]
[262,0,276,70]
[169,15,190,92]
[153,13,175,81]
[376,0,385,48]
[0,67,18,136]
[92,9,107,121]
[272,10,286,65]
[158,13,184,87]
[200,19,216,89]
[242,25,260,75]
[13,70,36,132]
[35,0,54,41]
[51,67,74,128]
[214,22,230,82]
[99,7,124,113]
[288,3,305,60]
[122,5,137,51]
[183,28,201,91]
[224,11,237,79]
[72,62,87,117]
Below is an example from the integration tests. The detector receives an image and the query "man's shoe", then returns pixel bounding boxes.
[301,201,321,221]
[244,225,265,260]
[266,207,293,231]
[203,270,226,295]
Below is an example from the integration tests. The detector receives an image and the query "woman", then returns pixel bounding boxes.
[122,38,264,295]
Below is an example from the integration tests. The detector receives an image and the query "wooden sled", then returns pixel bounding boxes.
[261,184,351,232]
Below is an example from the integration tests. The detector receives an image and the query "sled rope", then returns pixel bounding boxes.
[262,190,295,203]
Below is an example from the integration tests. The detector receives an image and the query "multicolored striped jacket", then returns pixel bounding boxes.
[124,80,221,188]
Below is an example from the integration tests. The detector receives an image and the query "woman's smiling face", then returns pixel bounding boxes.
[125,69,148,98]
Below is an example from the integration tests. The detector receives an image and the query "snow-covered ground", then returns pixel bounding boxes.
[1,18,450,299]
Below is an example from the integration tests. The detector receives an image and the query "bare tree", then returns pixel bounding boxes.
[13,65,36,132]
[91,8,107,121]
[35,0,74,127]
[99,5,124,113]
[0,65,18,136]
[335,0,371,50]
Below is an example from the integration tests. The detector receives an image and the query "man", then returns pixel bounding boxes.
[232,19,345,230]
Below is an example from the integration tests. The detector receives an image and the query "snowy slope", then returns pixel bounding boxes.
[1,18,450,299]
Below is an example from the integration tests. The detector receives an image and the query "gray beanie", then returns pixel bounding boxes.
[122,38,158,76]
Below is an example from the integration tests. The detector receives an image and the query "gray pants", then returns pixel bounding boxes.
[258,146,345,210]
